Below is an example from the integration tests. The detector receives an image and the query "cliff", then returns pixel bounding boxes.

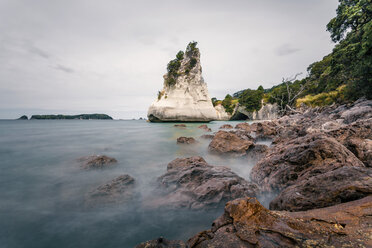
[147,42,218,122]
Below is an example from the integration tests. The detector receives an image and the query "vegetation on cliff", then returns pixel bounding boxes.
[212,0,372,113]
[164,41,199,87]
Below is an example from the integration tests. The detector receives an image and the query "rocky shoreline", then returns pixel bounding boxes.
[136,98,372,247]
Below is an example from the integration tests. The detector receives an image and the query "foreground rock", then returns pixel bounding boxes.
[147,42,217,122]
[85,174,135,206]
[188,196,372,247]
[270,166,372,211]
[152,157,258,209]
[208,131,254,156]
[136,237,186,248]
[177,136,197,144]
[78,155,117,169]
[251,133,370,211]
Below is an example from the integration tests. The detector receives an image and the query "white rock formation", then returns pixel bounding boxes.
[214,104,231,121]
[147,42,218,122]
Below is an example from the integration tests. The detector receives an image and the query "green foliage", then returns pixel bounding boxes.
[239,86,264,112]
[296,85,347,107]
[211,97,218,106]
[222,94,236,114]
[158,90,164,100]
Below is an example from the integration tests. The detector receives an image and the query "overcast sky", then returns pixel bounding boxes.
[0,0,339,119]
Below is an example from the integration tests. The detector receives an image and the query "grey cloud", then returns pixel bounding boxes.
[276,44,301,56]
[28,46,50,59]
[54,64,75,73]
[0,0,339,119]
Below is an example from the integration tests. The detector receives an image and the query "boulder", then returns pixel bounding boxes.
[78,155,117,169]
[246,144,269,162]
[198,124,211,132]
[208,131,254,156]
[219,124,233,129]
[136,237,186,248]
[188,196,372,248]
[200,134,214,140]
[270,166,372,211]
[177,136,197,144]
[340,99,372,124]
[147,42,217,122]
[235,122,251,132]
[85,174,135,206]
[250,121,277,139]
[152,157,258,209]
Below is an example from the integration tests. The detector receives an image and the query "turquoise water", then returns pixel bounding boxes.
[0,120,258,248]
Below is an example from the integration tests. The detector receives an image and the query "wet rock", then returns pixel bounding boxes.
[250,121,277,139]
[246,144,269,162]
[340,99,372,124]
[200,134,214,139]
[136,237,187,248]
[219,124,233,129]
[235,122,251,132]
[251,134,364,193]
[188,196,372,248]
[208,131,254,156]
[198,124,211,132]
[78,155,117,169]
[85,174,135,206]
[326,118,372,167]
[270,166,372,211]
[153,157,258,209]
[174,124,186,128]
[177,136,197,144]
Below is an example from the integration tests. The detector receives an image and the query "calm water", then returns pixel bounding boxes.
[0,120,263,248]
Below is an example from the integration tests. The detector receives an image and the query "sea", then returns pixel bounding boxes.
[0,119,270,248]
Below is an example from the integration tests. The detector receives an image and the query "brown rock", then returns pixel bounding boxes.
[208,131,254,156]
[198,124,211,132]
[174,124,186,128]
[270,166,372,211]
[200,134,214,139]
[136,237,186,248]
[177,136,197,144]
[85,174,135,206]
[78,155,117,169]
[188,196,372,248]
[246,144,269,162]
[251,134,364,193]
[219,124,233,129]
[152,157,258,209]
[235,122,251,131]
[250,121,277,139]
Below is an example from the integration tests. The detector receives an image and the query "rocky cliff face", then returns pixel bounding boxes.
[147,42,217,122]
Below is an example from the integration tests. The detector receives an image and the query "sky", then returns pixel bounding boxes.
[0,0,339,119]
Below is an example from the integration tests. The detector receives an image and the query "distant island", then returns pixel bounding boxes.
[28,114,113,120]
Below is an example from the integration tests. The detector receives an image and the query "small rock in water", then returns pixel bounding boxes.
[78,155,117,169]
[198,124,211,132]
[235,122,251,131]
[219,124,233,129]
[176,136,196,144]
[136,237,186,248]
[174,124,186,128]
[85,174,136,206]
[208,130,254,156]
[200,134,214,139]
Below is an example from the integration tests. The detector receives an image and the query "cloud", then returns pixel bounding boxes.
[54,64,75,73]
[28,46,50,59]
[276,43,301,56]
[0,0,339,119]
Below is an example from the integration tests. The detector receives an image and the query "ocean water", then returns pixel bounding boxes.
[0,120,263,248]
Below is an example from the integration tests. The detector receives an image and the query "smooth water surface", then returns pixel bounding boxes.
[0,120,258,248]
